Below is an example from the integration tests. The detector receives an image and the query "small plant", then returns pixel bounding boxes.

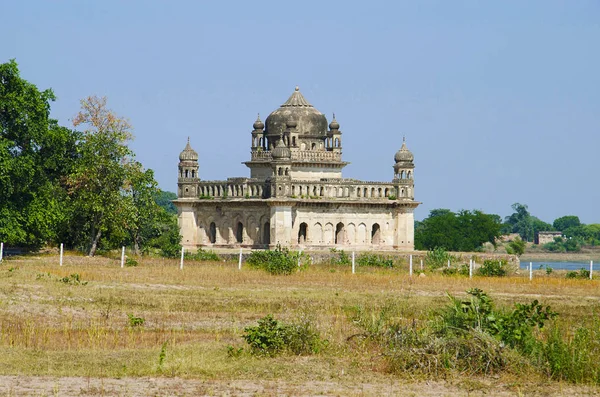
[246,245,302,275]
[546,266,553,275]
[127,313,145,327]
[387,195,397,200]
[185,248,220,262]
[425,247,453,270]
[357,253,394,268]
[125,257,138,267]
[328,248,351,266]
[243,315,287,356]
[60,273,88,285]
[158,341,168,369]
[478,260,507,277]
[226,345,244,358]
[566,268,590,279]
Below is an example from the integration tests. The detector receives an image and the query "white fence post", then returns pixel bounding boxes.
[238,248,242,270]
[60,243,64,266]
[420,259,423,271]
[352,251,355,274]
[469,259,473,279]
[591,260,594,280]
[529,261,533,281]
[180,246,184,270]
[0,242,3,262]
[121,246,125,268]
[447,259,450,268]
[409,255,413,277]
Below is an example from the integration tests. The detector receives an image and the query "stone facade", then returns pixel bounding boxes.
[536,231,563,245]
[174,87,420,251]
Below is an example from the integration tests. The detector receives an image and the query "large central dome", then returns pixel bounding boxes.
[265,86,328,138]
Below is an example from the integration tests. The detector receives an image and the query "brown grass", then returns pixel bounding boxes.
[1,253,599,395]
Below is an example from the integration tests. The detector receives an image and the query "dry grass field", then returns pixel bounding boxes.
[1,253,599,396]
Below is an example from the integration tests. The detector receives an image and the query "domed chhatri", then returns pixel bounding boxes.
[179,137,198,161]
[271,135,291,160]
[253,114,264,130]
[175,87,419,252]
[329,113,340,130]
[394,137,414,163]
[265,86,328,138]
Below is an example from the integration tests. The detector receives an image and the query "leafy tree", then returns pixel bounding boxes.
[67,96,135,256]
[553,215,581,232]
[415,209,502,251]
[504,203,534,242]
[154,190,177,215]
[0,60,79,248]
[505,237,526,256]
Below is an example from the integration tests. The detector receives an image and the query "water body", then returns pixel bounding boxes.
[520,261,594,271]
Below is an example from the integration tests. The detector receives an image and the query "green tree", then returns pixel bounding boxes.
[0,60,79,248]
[504,203,534,242]
[553,215,581,232]
[415,209,502,251]
[67,96,134,256]
[154,190,177,215]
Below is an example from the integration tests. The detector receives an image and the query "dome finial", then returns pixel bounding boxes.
[253,113,264,130]
[187,136,190,144]
[295,85,299,91]
[403,136,406,143]
[329,112,340,130]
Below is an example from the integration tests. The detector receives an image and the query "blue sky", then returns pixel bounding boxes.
[3,1,599,223]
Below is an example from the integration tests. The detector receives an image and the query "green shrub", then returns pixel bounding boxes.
[185,248,220,262]
[328,248,351,266]
[565,268,590,279]
[246,245,302,275]
[357,253,394,268]
[425,247,453,269]
[60,273,87,285]
[125,257,138,267]
[478,259,507,277]
[242,314,326,356]
[127,313,145,327]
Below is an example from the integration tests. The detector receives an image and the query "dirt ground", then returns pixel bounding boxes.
[2,375,599,397]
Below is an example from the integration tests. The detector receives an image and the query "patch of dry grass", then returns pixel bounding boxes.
[1,253,599,394]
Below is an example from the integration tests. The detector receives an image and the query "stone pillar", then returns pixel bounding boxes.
[269,202,294,247]
[178,203,198,250]
[393,207,415,251]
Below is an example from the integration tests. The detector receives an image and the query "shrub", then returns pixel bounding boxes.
[478,259,507,277]
[125,257,138,267]
[246,245,302,275]
[357,253,394,268]
[185,248,220,262]
[242,314,326,356]
[328,248,351,266]
[127,313,145,327]
[425,247,453,269]
[60,273,87,285]
[566,268,590,279]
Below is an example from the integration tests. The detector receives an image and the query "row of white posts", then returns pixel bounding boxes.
[0,243,595,280]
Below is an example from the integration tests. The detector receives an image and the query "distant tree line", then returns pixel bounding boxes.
[0,60,180,256]
[416,203,599,253]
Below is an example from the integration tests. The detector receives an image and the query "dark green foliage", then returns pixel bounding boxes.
[553,215,581,232]
[328,248,351,265]
[242,314,325,356]
[184,248,220,262]
[357,253,394,268]
[543,236,581,253]
[478,259,507,277]
[154,190,177,215]
[415,209,502,251]
[125,257,138,267]
[246,246,301,275]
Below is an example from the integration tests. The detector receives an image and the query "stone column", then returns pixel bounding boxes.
[269,201,294,247]
[178,203,198,250]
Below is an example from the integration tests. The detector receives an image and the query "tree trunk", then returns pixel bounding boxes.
[133,237,140,256]
[88,228,102,257]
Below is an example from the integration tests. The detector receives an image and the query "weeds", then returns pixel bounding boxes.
[60,273,88,285]
[185,249,220,262]
[246,245,303,275]
[478,259,507,277]
[127,314,145,327]
[357,253,394,268]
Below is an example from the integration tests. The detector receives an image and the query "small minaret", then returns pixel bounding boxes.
[393,137,415,199]
[251,114,265,151]
[178,137,200,198]
[269,134,292,198]
[327,113,342,153]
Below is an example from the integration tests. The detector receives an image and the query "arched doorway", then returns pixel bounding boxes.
[371,223,381,245]
[298,222,308,244]
[209,222,216,244]
[263,222,270,245]
[236,222,244,243]
[335,222,345,245]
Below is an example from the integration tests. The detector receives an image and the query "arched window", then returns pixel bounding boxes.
[311,143,316,150]
[278,167,283,176]
[292,137,296,146]
[209,222,217,244]
[191,170,195,178]
[407,171,412,179]
[263,222,270,245]
[371,223,381,245]
[236,222,243,244]
[185,170,189,178]
[298,222,308,244]
[335,138,340,147]
[285,168,289,176]
[335,222,345,245]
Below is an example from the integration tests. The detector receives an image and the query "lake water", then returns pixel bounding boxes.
[520,261,594,271]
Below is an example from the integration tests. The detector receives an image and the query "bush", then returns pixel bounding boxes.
[566,268,590,279]
[127,313,145,327]
[478,259,507,277]
[242,314,326,356]
[425,247,453,269]
[246,245,302,275]
[328,248,351,266]
[357,253,394,268]
[185,248,220,262]
[60,273,87,285]
[125,257,138,267]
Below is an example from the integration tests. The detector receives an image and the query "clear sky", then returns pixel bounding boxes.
[3,1,599,223]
